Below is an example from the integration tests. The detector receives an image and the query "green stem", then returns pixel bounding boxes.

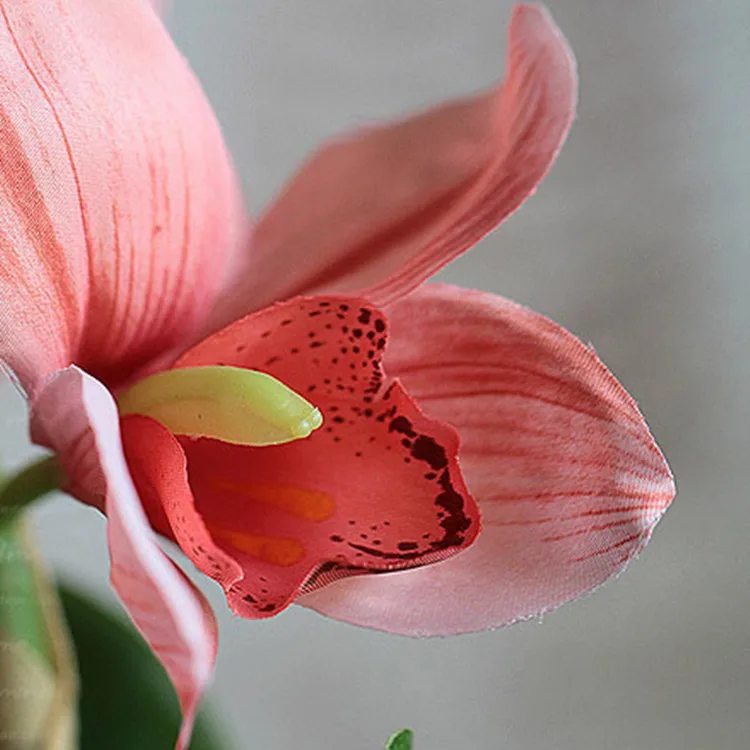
[0,456,62,523]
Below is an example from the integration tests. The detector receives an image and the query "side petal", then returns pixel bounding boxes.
[30,367,218,749]
[223,4,575,318]
[174,296,480,617]
[0,0,243,395]
[299,284,675,634]
[120,414,245,596]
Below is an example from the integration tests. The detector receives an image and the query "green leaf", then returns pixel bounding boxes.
[58,585,231,750]
[385,729,414,750]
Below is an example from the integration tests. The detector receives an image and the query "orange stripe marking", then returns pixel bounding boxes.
[210,528,306,567]
[211,479,334,521]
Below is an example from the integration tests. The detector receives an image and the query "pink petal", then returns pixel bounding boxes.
[120,414,245,595]
[174,296,480,617]
[30,367,218,749]
[299,284,674,634]
[222,4,575,320]
[0,0,243,396]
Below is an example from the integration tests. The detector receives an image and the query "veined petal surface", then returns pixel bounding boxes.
[300,284,674,634]
[0,0,242,395]
[219,4,575,323]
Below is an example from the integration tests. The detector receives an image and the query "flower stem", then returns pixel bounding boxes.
[0,456,62,524]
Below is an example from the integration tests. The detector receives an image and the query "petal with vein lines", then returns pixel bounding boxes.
[0,0,242,395]
[299,284,674,634]
[215,4,576,324]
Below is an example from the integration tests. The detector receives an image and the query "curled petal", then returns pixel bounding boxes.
[0,0,243,395]
[30,367,218,749]
[299,284,674,634]
[121,413,245,593]
[174,296,480,617]
[222,4,576,320]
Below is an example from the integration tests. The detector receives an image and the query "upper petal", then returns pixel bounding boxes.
[0,0,243,395]
[219,4,575,322]
[30,367,218,750]
[299,284,675,634]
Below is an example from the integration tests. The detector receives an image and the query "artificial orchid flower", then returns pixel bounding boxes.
[0,1,674,748]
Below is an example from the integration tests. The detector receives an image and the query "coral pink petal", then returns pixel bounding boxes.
[174,296,480,618]
[30,367,218,749]
[120,414,245,594]
[0,0,242,396]
[221,4,576,322]
[299,284,675,634]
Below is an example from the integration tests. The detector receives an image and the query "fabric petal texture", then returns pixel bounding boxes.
[120,414,245,592]
[172,296,481,617]
[30,367,218,749]
[0,0,242,395]
[300,284,674,634]
[221,3,576,323]
[1,1,675,744]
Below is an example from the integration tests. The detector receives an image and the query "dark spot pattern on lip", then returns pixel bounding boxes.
[174,295,479,619]
[342,400,474,561]
[389,416,416,438]
[358,308,372,325]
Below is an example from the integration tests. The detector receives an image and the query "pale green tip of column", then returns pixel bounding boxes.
[291,407,324,439]
[117,366,324,447]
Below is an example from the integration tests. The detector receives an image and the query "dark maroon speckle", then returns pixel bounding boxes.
[397,541,419,551]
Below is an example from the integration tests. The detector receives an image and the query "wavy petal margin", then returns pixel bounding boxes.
[30,367,217,749]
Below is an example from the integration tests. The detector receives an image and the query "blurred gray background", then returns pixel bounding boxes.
[1,0,748,748]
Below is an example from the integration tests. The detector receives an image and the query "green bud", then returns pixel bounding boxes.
[385,729,414,750]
